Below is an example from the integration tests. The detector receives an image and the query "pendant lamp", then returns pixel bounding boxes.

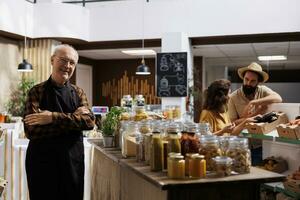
[135,0,150,75]
[18,8,32,72]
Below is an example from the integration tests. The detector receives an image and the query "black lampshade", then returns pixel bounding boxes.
[135,59,150,75]
[18,59,33,72]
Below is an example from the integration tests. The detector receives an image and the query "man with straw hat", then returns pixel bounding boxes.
[228,62,282,165]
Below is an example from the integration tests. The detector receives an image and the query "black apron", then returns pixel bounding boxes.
[26,77,84,200]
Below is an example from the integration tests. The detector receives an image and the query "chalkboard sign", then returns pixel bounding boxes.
[156,52,187,97]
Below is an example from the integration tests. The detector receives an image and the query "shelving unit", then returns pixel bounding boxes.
[262,182,300,200]
[241,103,300,199]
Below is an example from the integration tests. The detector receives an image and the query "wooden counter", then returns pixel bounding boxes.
[89,139,285,200]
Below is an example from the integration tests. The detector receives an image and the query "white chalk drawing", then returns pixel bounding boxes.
[156,52,187,97]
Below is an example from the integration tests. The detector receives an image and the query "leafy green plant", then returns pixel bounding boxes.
[101,107,125,136]
[6,78,35,116]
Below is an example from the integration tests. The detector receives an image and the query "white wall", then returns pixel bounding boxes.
[231,83,300,103]
[1,0,300,41]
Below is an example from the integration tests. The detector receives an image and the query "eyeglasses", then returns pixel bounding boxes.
[55,56,77,67]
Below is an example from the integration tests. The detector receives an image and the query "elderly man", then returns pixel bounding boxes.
[228,62,282,165]
[24,44,95,200]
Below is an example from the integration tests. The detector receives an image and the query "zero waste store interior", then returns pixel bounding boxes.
[1,0,300,200]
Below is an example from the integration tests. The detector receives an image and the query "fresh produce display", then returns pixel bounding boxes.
[261,156,288,173]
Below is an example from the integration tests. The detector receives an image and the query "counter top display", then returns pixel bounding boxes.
[89,139,285,200]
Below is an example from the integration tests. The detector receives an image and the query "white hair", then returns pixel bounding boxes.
[52,44,79,62]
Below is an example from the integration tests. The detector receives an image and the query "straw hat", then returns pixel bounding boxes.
[238,62,269,83]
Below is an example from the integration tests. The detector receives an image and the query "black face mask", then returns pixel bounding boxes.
[242,85,257,96]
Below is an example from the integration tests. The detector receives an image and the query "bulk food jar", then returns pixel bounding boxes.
[219,136,237,156]
[166,122,181,154]
[199,136,221,171]
[198,122,212,135]
[181,123,200,156]
[189,154,206,178]
[226,138,251,174]
[213,156,233,177]
[136,130,145,162]
[121,95,133,108]
[150,131,163,171]
[122,122,139,158]
[167,154,185,179]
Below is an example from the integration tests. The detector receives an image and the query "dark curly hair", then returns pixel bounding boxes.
[203,79,231,113]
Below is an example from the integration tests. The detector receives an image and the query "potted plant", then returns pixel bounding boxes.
[6,78,35,117]
[101,106,125,147]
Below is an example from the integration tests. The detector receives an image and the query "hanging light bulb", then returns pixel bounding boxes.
[135,0,150,75]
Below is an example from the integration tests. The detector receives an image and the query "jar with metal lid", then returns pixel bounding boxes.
[219,136,237,156]
[167,155,185,179]
[199,137,221,171]
[122,121,139,158]
[226,138,251,174]
[121,95,133,108]
[189,154,206,178]
[181,123,200,156]
[185,153,199,176]
[134,94,145,107]
[213,156,233,177]
[166,122,181,154]
[150,132,163,171]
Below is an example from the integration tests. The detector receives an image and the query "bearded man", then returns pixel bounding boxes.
[228,62,282,165]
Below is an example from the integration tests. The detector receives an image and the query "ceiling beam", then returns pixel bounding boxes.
[191,32,300,46]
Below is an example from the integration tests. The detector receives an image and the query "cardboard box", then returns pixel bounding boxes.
[283,175,300,194]
[246,112,289,134]
[276,124,298,140]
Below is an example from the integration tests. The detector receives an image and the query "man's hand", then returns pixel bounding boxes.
[24,110,53,126]
[241,101,268,118]
[74,106,90,115]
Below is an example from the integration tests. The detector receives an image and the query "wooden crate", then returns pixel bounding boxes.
[283,175,300,194]
[246,112,289,134]
[276,124,298,139]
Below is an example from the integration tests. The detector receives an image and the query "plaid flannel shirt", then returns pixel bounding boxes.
[24,81,95,140]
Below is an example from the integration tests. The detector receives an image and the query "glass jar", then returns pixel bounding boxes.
[134,106,148,121]
[219,136,237,156]
[189,154,206,178]
[199,136,221,171]
[166,123,181,154]
[226,138,251,174]
[199,123,212,135]
[167,155,185,179]
[150,132,163,171]
[122,122,139,158]
[181,123,200,156]
[173,105,181,119]
[139,120,152,134]
[164,106,174,120]
[134,94,145,107]
[119,121,129,149]
[121,95,133,108]
[213,156,233,177]
[144,133,152,165]
[136,131,145,162]
[185,153,199,176]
